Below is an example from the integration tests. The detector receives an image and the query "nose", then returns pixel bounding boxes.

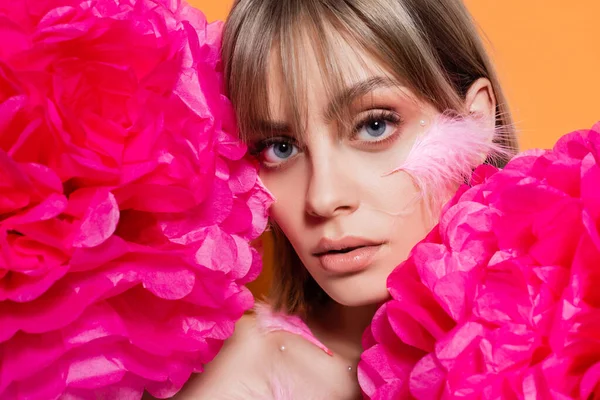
[305,151,359,219]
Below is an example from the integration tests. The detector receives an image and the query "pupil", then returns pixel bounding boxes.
[367,120,386,137]
[274,142,293,158]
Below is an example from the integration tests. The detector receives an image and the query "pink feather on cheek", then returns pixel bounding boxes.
[385,115,506,217]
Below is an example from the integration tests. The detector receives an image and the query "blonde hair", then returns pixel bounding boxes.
[222,0,518,316]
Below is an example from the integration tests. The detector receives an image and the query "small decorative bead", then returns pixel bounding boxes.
[419,119,426,127]
[279,345,286,351]
[347,366,353,372]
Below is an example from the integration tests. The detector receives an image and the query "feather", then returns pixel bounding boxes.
[386,115,508,218]
[254,302,333,356]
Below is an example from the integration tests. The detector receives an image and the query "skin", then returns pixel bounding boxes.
[260,44,436,310]
[178,29,497,400]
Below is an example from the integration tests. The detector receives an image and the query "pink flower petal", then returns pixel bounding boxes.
[72,189,119,248]
[360,121,600,399]
[0,1,270,397]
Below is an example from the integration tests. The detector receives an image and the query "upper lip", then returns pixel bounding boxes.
[313,236,383,256]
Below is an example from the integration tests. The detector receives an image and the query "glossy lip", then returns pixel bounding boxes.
[313,236,382,256]
[313,236,385,274]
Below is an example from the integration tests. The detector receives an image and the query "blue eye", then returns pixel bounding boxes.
[353,110,402,143]
[273,142,294,158]
[356,117,397,141]
[365,119,387,137]
[262,140,299,165]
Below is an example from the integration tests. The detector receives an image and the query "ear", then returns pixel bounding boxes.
[464,78,496,130]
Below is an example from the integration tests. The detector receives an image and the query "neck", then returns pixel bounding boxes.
[308,301,380,361]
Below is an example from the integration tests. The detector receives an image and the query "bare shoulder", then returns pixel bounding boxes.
[174,312,362,400]
[175,314,274,399]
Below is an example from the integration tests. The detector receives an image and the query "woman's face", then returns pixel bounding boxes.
[250,40,463,307]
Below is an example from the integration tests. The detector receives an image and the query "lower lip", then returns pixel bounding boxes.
[316,245,382,274]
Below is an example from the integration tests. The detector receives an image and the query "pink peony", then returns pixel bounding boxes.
[359,122,600,399]
[0,0,272,398]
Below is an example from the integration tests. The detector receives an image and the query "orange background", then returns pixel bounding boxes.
[190,0,600,295]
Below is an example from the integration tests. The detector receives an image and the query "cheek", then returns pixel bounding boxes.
[358,167,421,220]
[365,173,430,259]
[259,170,306,241]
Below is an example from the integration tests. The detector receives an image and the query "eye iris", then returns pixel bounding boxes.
[273,142,293,158]
[366,119,386,137]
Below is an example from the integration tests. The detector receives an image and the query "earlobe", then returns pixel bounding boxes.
[464,78,496,129]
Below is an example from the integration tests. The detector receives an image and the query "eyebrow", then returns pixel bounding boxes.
[249,76,399,140]
[253,120,291,135]
[323,76,399,122]
[245,119,292,144]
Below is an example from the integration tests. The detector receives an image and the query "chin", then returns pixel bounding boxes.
[333,292,390,308]
[321,270,392,307]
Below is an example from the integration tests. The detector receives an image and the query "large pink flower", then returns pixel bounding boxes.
[0,0,272,398]
[359,122,600,399]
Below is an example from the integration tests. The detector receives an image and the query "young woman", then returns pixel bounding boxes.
[181,0,518,398]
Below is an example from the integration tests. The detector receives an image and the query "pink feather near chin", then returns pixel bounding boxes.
[254,302,334,356]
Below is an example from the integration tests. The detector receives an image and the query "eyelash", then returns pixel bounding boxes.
[249,109,404,164]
